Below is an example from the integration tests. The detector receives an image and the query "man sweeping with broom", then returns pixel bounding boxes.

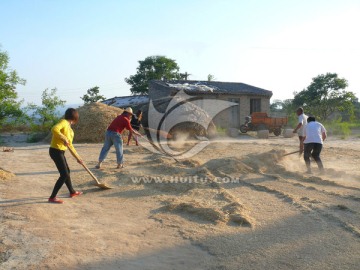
[96,107,142,169]
[303,116,327,174]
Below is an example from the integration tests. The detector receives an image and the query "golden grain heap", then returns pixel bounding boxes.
[73,103,123,143]
[0,167,14,181]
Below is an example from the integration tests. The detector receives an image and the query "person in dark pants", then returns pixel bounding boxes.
[48,108,83,204]
[303,116,327,174]
[127,110,143,146]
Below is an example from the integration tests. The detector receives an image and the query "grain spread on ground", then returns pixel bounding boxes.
[2,133,360,269]
[0,168,14,181]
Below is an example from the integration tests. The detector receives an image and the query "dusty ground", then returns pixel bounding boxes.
[0,132,360,270]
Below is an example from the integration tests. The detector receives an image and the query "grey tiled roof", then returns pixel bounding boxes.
[153,80,273,97]
[102,95,149,108]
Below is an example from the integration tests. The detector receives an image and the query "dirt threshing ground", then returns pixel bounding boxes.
[0,133,360,269]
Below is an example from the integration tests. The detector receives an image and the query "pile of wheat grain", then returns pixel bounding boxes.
[72,103,124,143]
[0,168,14,181]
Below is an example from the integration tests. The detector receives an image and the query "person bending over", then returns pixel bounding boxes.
[96,107,142,169]
[303,116,327,174]
[127,110,143,146]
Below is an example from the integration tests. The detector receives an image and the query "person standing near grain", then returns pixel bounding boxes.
[48,108,83,204]
[293,107,308,156]
[96,107,142,169]
[127,110,143,146]
[303,116,327,174]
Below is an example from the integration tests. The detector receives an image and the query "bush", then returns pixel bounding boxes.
[0,123,32,133]
[26,132,48,143]
[324,120,351,138]
[216,126,227,136]
[286,114,298,129]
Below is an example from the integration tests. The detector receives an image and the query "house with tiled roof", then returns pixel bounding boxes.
[149,80,273,129]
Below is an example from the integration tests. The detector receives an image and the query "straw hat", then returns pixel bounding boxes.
[124,107,133,115]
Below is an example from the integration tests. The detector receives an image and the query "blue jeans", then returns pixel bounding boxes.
[98,130,124,164]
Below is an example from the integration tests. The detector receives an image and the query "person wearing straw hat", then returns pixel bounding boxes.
[96,107,142,169]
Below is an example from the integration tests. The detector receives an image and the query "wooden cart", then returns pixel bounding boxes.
[240,112,288,136]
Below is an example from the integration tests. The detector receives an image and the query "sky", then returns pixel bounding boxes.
[1,0,360,106]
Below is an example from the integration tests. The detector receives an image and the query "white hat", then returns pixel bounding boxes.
[124,107,133,115]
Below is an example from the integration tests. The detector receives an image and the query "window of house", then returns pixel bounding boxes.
[250,98,261,114]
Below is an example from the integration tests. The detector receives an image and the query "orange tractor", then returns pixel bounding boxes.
[240,112,288,136]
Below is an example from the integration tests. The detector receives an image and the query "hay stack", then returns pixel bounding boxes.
[73,103,123,143]
[0,168,14,181]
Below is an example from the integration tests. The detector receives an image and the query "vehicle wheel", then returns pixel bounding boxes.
[257,124,267,131]
[274,128,282,136]
[240,125,248,133]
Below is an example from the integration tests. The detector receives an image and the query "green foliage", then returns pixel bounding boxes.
[324,119,351,138]
[27,88,66,131]
[0,47,26,124]
[353,99,360,120]
[26,132,48,143]
[270,99,296,115]
[0,122,31,133]
[293,73,356,121]
[81,86,106,104]
[217,126,226,133]
[270,99,297,127]
[125,56,181,95]
[207,74,215,81]
[270,99,283,113]
[180,72,191,80]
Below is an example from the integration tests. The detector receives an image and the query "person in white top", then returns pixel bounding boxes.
[303,116,327,173]
[293,107,308,156]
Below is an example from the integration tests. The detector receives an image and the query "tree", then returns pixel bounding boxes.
[207,74,216,81]
[270,99,297,126]
[180,72,191,80]
[270,99,296,115]
[292,73,356,121]
[125,56,181,95]
[353,99,360,121]
[27,88,66,130]
[0,47,26,124]
[81,86,106,104]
